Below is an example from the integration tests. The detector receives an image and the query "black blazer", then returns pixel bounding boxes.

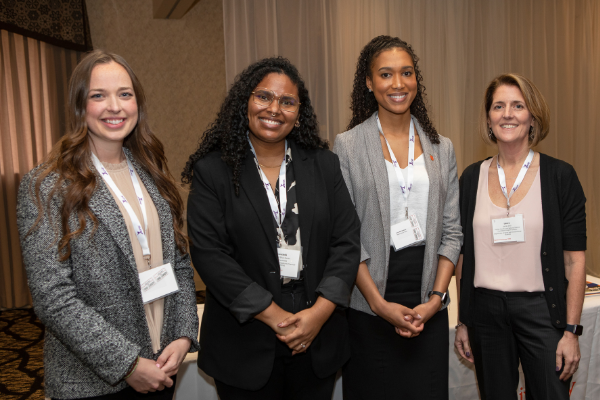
[187,139,361,390]
[459,153,587,329]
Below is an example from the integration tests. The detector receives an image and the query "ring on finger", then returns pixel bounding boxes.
[301,343,306,349]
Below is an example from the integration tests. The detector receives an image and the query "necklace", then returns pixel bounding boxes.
[258,163,282,168]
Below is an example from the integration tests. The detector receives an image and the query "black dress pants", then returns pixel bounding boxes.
[215,281,337,400]
[468,288,571,400]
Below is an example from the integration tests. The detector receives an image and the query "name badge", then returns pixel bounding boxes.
[277,248,301,279]
[391,214,424,251]
[492,214,525,244]
[139,263,180,304]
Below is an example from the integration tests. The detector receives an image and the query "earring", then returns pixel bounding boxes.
[529,126,534,140]
[488,127,495,140]
[368,88,372,92]
[295,120,300,128]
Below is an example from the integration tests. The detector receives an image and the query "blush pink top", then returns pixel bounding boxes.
[473,158,545,292]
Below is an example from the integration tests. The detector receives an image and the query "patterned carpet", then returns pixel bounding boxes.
[0,309,45,400]
[0,291,206,399]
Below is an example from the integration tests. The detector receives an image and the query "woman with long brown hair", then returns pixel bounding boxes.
[17,50,199,400]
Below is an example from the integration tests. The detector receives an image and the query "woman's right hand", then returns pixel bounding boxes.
[454,324,474,363]
[125,357,173,393]
[373,299,423,338]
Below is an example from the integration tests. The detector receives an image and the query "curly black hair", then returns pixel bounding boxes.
[347,35,440,144]
[182,57,328,194]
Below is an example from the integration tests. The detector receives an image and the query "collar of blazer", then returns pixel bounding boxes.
[240,139,315,264]
[362,112,441,253]
[88,147,173,275]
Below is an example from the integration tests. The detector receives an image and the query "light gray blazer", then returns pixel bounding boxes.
[17,148,200,399]
[333,113,463,315]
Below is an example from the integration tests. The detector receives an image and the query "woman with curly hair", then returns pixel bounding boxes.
[17,50,199,399]
[183,57,360,399]
[333,35,463,399]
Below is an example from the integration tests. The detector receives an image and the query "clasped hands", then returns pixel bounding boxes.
[125,337,191,393]
[373,296,442,338]
[258,299,336,355]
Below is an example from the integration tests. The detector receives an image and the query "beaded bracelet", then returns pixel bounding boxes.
[455,322,464,329]
[123,356,140,380]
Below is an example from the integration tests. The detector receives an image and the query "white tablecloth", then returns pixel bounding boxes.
[175,276,600,400]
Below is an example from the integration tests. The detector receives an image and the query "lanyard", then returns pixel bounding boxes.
[91,152,151,263]
[377,114,415,219]
[248,138,288,229]
[496,149,534,216]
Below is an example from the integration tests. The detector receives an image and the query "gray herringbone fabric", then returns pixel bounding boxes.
[17,148,199,399]
[333,113,463,315]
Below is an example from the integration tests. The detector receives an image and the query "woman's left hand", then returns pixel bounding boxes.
[156,337,192,377]
[276,297,336,355]
[556,333,581,381]
[395,298,441,337]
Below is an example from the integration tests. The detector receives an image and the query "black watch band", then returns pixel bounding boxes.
[565,324,583,336]
[428,290,447,303]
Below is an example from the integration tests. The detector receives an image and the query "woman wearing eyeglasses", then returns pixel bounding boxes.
[182,57,360,399]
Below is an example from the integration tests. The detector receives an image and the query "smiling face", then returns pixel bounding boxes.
[85,62,138,153]
[247,72,299,147]
[366,48,417,118]
[487,84,533,146]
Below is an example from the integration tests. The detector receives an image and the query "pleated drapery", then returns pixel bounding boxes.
[223,0,600,277]
[0,30,80,309]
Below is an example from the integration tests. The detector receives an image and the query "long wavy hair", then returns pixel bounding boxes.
[347,35,440,144]
[182,56,328,194]
[29,50,187,259]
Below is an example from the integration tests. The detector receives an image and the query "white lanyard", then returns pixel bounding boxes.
[377,114,415,219]
[91,152,151,261]
[248,138,287,228]
[496,149,534,216]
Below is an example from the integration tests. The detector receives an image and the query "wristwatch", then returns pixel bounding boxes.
[565,324,583,336]
[428,290,447,303]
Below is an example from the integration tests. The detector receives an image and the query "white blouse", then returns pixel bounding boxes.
[386,154,429,247]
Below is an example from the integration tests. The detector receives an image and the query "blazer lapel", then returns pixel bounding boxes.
[126,150,174,267]
[239,149,279,259]
[414,117,441,291]
[363,113,391,249]
[88,165,139,276]
[289,141,314,263]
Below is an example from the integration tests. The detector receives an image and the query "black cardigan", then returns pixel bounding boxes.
[459,153,586,329]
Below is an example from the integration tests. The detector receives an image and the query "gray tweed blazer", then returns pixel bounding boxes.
[333,113,463,315]
[16,149,200,399]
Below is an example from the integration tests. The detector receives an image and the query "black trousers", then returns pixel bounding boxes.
[52,376,177,400]
[343,246,449,400]
[468,288,571,400]
[215,281,337,400]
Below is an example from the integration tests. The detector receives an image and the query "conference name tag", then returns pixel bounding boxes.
[277,248,301,279]
[391,214,424,251]
[492,214,525,244]
[139,263,180,304]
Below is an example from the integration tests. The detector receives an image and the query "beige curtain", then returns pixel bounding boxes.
[223,0,600,276]
[0,30,81,309]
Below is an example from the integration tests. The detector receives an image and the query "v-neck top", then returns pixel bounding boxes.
[473,158,544,291]
[102,159,164,353]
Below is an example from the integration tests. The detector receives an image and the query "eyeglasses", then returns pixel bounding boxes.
[251,88,300,113]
